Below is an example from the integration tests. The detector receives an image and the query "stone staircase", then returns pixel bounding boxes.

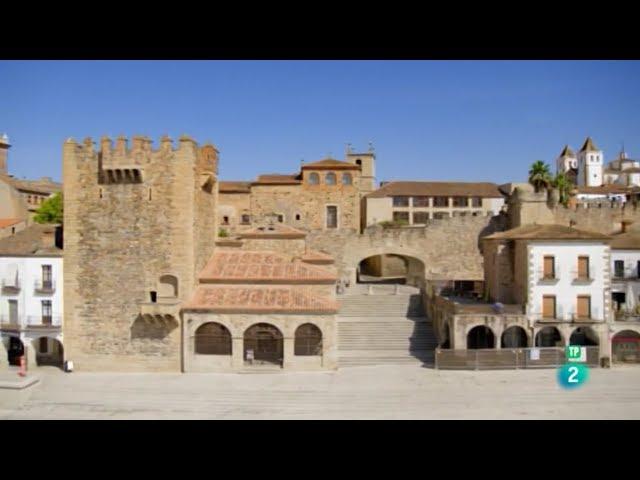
[337,291,437,367]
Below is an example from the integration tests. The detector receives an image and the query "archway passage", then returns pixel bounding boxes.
[34,337,64,368]
[356,253,425,287]
[569,327,599,346]
[244,323,283,366]
[294,323,322,356]
[535,327,563,347]
[467,326,495,349]
[501,326,528,348]
[195,322,231,355]
[7,336,24,366]
[612,330,640,363]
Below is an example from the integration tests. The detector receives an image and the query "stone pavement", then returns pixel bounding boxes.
[1,365,639,419]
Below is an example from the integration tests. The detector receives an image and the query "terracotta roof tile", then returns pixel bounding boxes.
[483,223,609,241]
[0,218,22,228]
[184,285,339,313]
[199,251,337,283]
[301,158,359,170]
[219,181,251,193]
[610,231,640,250]
[366,181,503,199]
[576,185,632,194]
[253,174,301,185]
[0,224,62,256]
[300,249,335,265]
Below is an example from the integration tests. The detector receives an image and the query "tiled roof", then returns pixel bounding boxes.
[239,224,306,239]
[0,218,22,229]
[366,181,503,199]
[483,224,609,241]
[199,251,336,284]
[219,181,251,193]
[300,249,335,265]
[580,137,599,152]
[576,185,632,194]
[301,158,359,170]
[0,224,62,256]
[253,174,301,185]
[184,285,339,313]
[0,174,61,195]
[610,231,640,250]
[559,145,575,157]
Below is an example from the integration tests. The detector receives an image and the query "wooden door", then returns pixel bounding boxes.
[578,256,589,279]
[543,295,556,318]
[577,296,591,319]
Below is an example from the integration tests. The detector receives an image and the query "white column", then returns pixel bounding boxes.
[232,337,244,369]
[0,339,8,371]
[282,336,294,369]
[25,342,37,370]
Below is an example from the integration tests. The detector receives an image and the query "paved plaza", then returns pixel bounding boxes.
[1,365,639,419]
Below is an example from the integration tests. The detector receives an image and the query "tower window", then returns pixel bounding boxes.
[295,214,301,221]
[222,216,230,225]
[148,188,152,201]
[150,291,157,303]
[355,159,362,166]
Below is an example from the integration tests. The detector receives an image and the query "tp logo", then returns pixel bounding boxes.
[558,346,590,389]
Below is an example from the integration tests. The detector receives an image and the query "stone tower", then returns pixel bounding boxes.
[346,144,376,196]
[0,133,10,175]
[577,136,603,187]
[63,134,218,371]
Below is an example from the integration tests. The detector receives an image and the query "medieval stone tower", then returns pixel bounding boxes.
[346,145,376,196]
[63,134,218,371]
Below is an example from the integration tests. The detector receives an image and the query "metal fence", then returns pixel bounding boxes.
[435,346,600,370]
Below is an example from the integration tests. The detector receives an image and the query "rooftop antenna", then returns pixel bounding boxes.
[368,141,374,152]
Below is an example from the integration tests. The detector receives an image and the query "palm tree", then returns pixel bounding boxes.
[553,172,574,206]
[528,161,552,193]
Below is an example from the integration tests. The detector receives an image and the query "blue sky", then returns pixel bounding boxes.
[1,60,639,184]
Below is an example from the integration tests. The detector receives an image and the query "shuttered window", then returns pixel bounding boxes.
[543,256,555,279]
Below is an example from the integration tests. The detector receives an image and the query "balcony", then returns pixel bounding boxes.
[139,298,181,319]
[0,315,21,331]
[34,279,56,294]
[615,310,640,322]
[535,270,559,285]
[570,269,595,284]
[1,277,21,294]
[532,307,602,324]
[612,272,640,282]
[25,315,62,330]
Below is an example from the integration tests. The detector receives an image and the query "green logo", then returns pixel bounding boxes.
[566,346,586,363]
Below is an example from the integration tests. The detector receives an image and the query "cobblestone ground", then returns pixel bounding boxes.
[1,365,639,419]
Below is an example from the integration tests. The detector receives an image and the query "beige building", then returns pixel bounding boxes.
[218,147,376,234]
[364,181,505,228]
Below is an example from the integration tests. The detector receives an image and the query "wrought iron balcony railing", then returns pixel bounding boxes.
[34,279,56,293]
[1,277,21,292]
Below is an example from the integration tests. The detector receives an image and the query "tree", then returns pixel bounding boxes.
[552,172,574,207]
[33,192,63,224]
[528,161,552,193]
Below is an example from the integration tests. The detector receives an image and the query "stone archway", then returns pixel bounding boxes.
[612,330,640,363]
[569,327,599,346]
[32,337,64,368]
[501,326,528,348]
[352,249,426,289]
[244,323,283,366]
[467,325,495,349]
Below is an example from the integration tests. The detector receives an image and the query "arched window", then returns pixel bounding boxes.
[195,323,232,355]
[342,173,352,185]
[295,324,323,356]
[355,159,362,166]
[308,172,319,185]
[159,275,178,298]
[325,172,336,185]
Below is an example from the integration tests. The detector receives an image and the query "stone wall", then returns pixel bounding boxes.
[218,191,251,233]
[63,135,217,372]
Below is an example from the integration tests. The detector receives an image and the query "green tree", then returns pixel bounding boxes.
[33,192,63,224]
[528,161,552,193]
[552,172,574,207]
[218,227,229,238]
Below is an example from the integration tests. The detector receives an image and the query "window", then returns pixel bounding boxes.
[295,324,323,356]
[413,212,429,224]
[150,291,157,303]
[241,214,250,225]
[452,197,468,207]
[11,227,15,234]
[577,256,590,279]
[355,159,362,166]
[308,172,319,185]
[543,256,555,279]
[326,206,338,229]
[577,295,591,319]
[614,260,624,278]
[42,300,52,325]
[471,197,482,207]
[325,172,336,185]
[393,196,409,207]
[413,196,430,207]
[8,299,18,324]
[342,173,352,185]
[277,214,284,223]
[433,196,448,207]
[222,216,230,225]
[542,295,556,319]
[159,275,178,298]
[295,214,301,221]
[393,211,409,223]
[637,261,640,279]
[42,265,52,290]
[195,323,232,355]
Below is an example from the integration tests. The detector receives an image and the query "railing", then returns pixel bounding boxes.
[0,314,21,328]
[615,310,640,322]
[435,346,600,370]
[570,269,594,283]
[34,279,56,293]
[1,277,21,291]
[530,307,602,323]
[25,315,62,328]
[535,270,558,283]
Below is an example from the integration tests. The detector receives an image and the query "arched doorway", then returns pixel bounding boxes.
[612,330,640,363]
[294,324,323,356]
[501,326,528,348]
[244,323,283,366]
[356,253,425,288]
[467,326,495,349]
[33,337,64,367]
[569,327,599,346]
[535,327,563,347]
[194,323,232,355]
[7,336,24,366]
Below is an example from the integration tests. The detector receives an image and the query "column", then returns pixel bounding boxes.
[0,339,8,371]
[25,342,37,370]
[282,336,294,369]
[232,337,244,369]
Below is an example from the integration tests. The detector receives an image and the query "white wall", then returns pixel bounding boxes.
[611,249,640,283]
[366,197,393,226]
[527,242,609,321]
[0,256,63,336]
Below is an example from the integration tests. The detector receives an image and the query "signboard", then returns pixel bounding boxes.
[529,348,540,360]
[566,346,586,363]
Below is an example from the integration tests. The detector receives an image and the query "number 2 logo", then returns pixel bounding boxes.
[568,366,579,383]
